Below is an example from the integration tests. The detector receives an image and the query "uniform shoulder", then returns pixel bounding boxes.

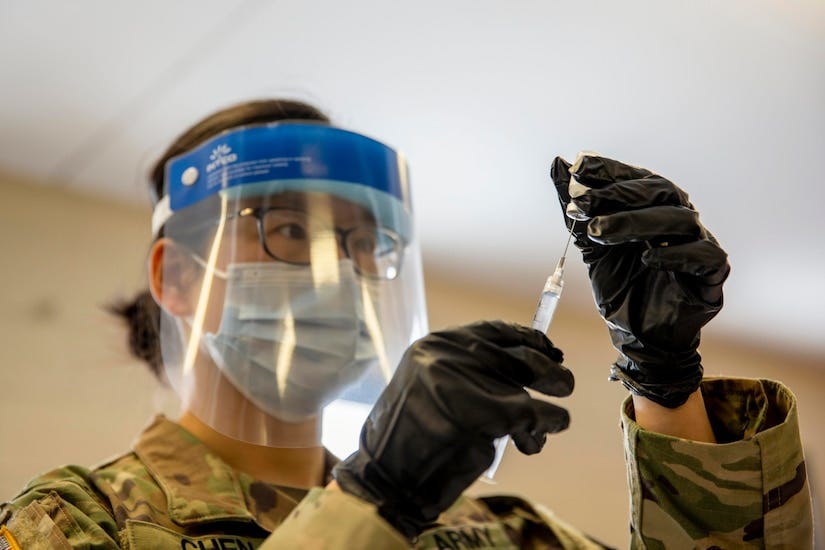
[0,449,149,524]
[2,446,143,513]
[1,462,125,548]
[4,463,110,513]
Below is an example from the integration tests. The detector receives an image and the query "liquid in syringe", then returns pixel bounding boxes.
[531,258,564,335]
[531,225,574,335]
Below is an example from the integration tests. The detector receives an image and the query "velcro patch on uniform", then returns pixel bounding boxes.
[0,526,21,550]
[417,522,517,549]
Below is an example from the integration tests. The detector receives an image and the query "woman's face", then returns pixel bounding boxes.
[179,190,380,334]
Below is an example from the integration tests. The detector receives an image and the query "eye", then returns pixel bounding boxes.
[350,233,377,253]
[261,209,312,241]
[272,223,307,240]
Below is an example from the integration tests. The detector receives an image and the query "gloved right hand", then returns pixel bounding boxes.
[332,320,574,540]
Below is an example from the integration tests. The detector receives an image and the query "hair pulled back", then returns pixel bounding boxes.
[110,99,330,380]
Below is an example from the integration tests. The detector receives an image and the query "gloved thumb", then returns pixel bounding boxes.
[550,156,577,234]
[550,156,573,205]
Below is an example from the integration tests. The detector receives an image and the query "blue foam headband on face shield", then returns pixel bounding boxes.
[153,123,413,239]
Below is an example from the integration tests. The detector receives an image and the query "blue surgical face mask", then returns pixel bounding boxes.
[201,260,379,423]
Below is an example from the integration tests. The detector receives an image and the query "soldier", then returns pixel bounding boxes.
[0,99,813,549]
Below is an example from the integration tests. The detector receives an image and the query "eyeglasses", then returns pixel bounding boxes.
[227,206,405,280]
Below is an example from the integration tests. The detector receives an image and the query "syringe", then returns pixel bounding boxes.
[482,224,575,482]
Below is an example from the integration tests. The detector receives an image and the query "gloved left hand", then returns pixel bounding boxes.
[550,153,730,408]
[332,320,574,540]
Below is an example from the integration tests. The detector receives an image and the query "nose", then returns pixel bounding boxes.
[333,228,352,262]
[337,238,349,261]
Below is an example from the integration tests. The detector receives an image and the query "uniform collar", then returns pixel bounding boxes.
[132,415,337,532]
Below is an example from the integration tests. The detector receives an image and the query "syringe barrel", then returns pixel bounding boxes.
[531,281,562,336]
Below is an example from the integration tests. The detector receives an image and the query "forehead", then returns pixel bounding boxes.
[238,191,376,223]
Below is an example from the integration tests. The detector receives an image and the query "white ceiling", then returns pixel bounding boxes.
[2,0,824,355]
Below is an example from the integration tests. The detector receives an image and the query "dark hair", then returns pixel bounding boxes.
[109,99,331,380]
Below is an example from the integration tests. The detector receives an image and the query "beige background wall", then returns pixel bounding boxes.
[1,172,822,546]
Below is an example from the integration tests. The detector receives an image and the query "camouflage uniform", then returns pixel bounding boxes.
[0,378,812,549]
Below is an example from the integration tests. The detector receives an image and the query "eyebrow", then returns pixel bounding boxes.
[236,191,379,228]
[238,191,308,210]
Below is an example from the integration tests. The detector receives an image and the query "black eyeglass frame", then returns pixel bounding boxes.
[225,206,406,280]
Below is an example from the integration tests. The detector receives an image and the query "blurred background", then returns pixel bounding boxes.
[1,0,823,545]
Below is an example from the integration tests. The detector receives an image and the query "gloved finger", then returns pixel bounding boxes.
[466,321,573,396]
[569,177,692,219]
[451,335,574,398]
[509,399,570,455]
[569,153,655,189]
[642,240,730,284]
[446,320,564,363]
[510,430,546,455]
[587,206,702,245]
[424,321,574,396]
[504,345,575,397]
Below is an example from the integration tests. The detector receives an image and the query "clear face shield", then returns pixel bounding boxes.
[152,123,428,454]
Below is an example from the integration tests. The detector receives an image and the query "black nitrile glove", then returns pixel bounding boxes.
[332,320,573,539]
[550,153,729,408]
